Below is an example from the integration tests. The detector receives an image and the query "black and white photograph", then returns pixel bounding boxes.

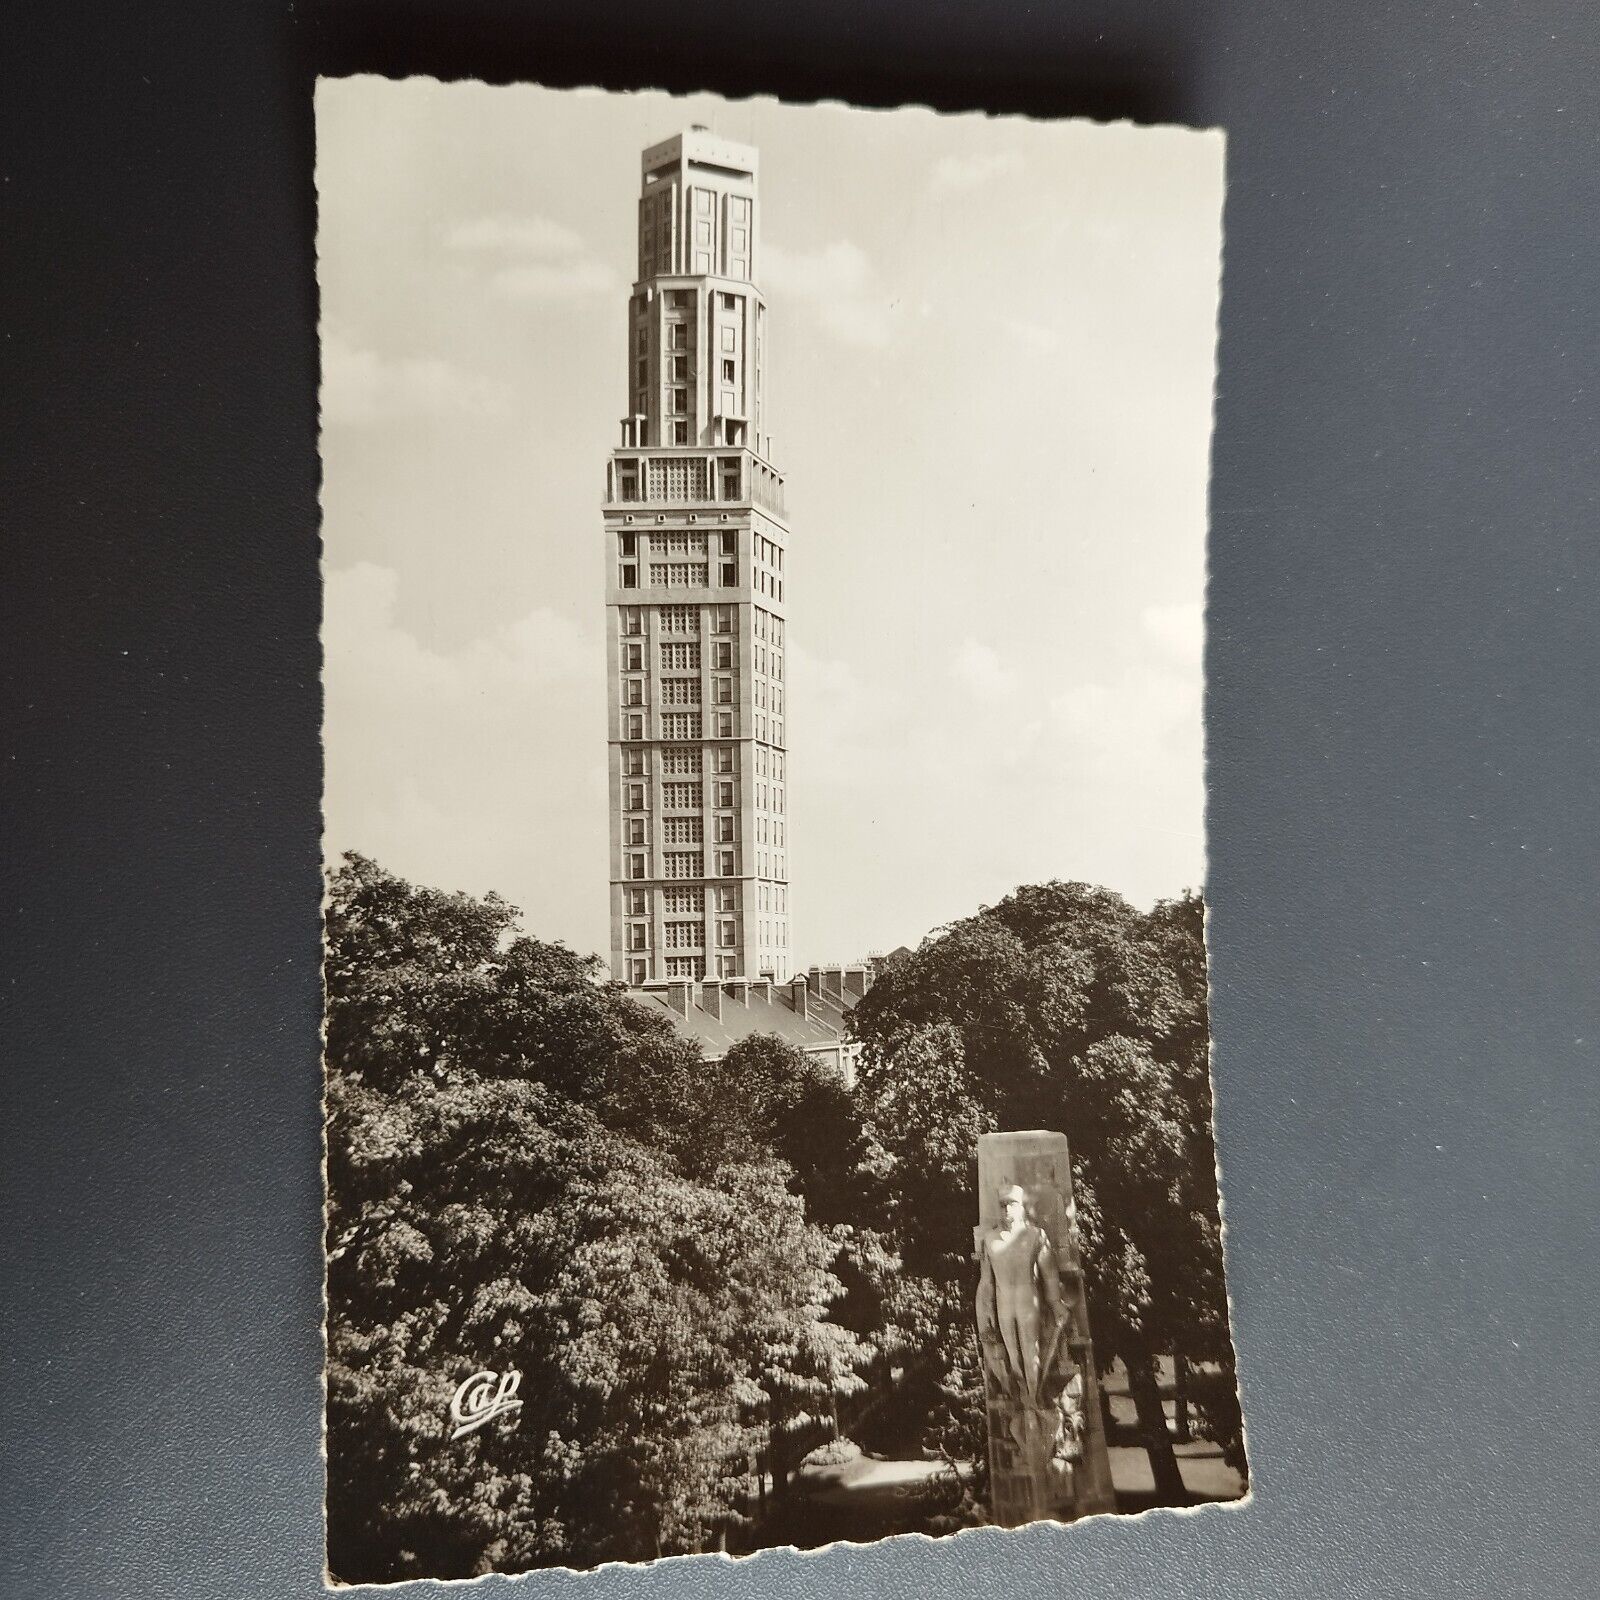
[318,79,1242,1582]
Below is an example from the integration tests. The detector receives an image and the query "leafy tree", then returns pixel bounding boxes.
[848,881,1243,1502]
[324,855,863,1577]
[714,1034,874,1227]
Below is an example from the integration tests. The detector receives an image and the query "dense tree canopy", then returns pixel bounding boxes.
[849,881,1242,1495]
[324,855,862,1580]
[324,857,1242,1575]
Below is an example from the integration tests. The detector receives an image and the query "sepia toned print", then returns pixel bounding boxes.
[319,80,1241,1582]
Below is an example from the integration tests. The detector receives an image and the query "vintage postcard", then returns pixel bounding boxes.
[318,79,1240,1582]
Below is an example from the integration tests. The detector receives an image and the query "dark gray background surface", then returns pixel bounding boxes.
[5,1,1597,1595]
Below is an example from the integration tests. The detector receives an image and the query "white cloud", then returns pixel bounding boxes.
[1000,316,1061,354]
[929,149,1023,192]
[324,563,593,712]
[490,259,618,300]
[322,563,608,951]
[762,241,894,348]
[950,639,1018,701]
[1141,601,1205,668]
[1049,668,1200,781]
[445,210,618,301]
[321,331,511,426]
[445,213,584,256]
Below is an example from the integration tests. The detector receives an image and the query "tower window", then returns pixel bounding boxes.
[671,355,689,382]
[720,562,737,587]
[629,853,646,880]
[715,748,734,774]
[718,712,734,737]
[620,564,637,588]
[722,359,736,384]
[622,606,643,635]
[674,421,690,444]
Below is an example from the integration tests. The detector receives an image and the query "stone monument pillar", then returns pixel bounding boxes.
[974,1130,1116,1526]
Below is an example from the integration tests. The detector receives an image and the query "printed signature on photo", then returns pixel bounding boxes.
[449,1369,523,1439]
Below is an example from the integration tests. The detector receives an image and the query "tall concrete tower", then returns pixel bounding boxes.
[604,129,791,986]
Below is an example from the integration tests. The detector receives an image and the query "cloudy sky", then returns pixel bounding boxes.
[318,81,1224,964]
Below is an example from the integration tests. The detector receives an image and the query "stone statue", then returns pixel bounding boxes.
[976,1184,1066,1406]
[973,1133,1115,1525]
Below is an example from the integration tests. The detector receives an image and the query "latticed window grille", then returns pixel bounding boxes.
[663,817,703,844]
[663,852,704,880]
[662,887,704,913]
[665,955,706,979]
[660,642,701,670]
[661,678,700,705]
[648,458,708,501]
[664,921,704,949]
[651,532,706,557]
[657,605,700,633]
[649,563,708,587]
[660,713,702,740]
[660,748,700,776]
[662,782,703,809]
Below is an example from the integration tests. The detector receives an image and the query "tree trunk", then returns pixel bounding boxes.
[1172,1352,1193,1443]
[1125,1341,1186,1503]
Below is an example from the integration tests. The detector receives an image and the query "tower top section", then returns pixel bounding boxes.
[635,129,760,288]
[619,131,774,457]
[641,128,758,188]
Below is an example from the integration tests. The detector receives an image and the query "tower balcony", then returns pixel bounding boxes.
[606,446,786,519]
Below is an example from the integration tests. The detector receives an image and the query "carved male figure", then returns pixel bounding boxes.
[976,1183,1065,1404]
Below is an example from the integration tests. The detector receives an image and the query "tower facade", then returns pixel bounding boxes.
[604,129,791,985]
